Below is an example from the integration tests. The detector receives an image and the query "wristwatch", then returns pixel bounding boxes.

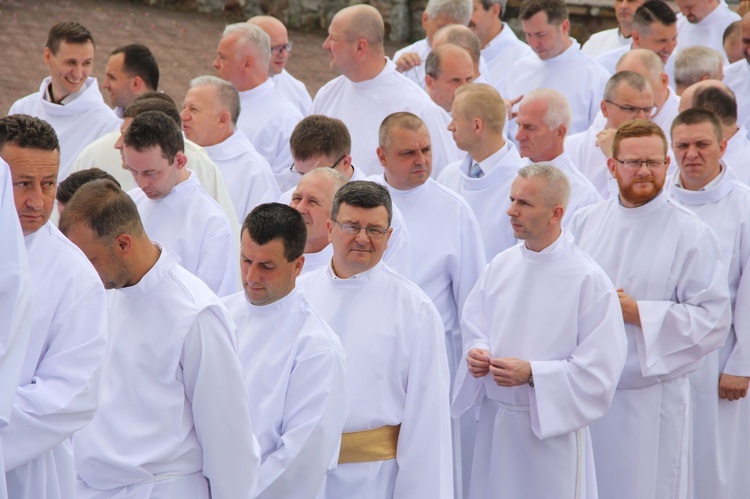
[528,373,534,388]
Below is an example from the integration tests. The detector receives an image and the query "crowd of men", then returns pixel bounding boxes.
[1,0,749,497]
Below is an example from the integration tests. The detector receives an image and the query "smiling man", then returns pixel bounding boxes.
[9,22,119,180]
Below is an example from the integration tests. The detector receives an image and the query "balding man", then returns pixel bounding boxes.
[432,24,490,82]
[470,0,534,89]
[566,71,656,197]
[181,75,279,221]
[675,0,740,55]
[674,45,725,95]
[724,20,744,63]
[394,0,472,89]
[312,5,454,176]
[723,12,750,133]
[248,15,312,115]
[582,0,644,57]
[214,22,303,190]
[440,84,523,259]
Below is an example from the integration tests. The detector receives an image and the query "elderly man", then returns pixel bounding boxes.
[0,115,107,499]
[60,180,260,498]
[311,5,453,176]
[469,0,533,89]
[298,181,453,498]
[440,84,523,260]
[249,15,312,115]
[569,119,731,499]
[124,111,238,296]
[674,46,725,95]
[9,22,119,180]
[223,203,347,498]
[454,163,627,498]
[515,88,601,223]
[214,22,303,189]
[667,108,750,499]
[502,0,610,136]
[566,71,655,198]
[723,12,750,133]
[675,0,740,55]
[181,75,279,221]
[102,44,159,117]
[394,0,472,89]
[583,0,644,57]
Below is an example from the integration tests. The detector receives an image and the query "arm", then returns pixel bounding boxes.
[196,216,241,297]
[394,52,423,73]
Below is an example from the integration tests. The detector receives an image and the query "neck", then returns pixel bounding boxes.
[471,135,505,163]
[235,73,268,92]
[346,56,387,83]
[483,22,504,48]
[619,24,633,38]
[529,144,564,163]
[176,168,190,185]
[525,226,561,252]
[126,240,162,287]
[680,165,721,191]
[205,128,233,147]
[49,81,77,104]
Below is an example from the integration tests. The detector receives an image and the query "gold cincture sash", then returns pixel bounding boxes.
[338,424,401,464]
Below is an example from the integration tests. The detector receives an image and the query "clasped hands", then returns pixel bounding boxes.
[467,348,531,387]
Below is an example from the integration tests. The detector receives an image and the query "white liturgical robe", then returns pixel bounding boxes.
[2,222,107,499]
[298,262,453,499]
[9,77,120,180]
[393,38,431,90]
[669,167,750,499]
[223,287,348,498]
[482,24,534,91]
[203,130,280,221]
[596,45,677,88]
[129,172,239,296]
[724,126,750,185]
[675,3,740,56]
[236,79,303,191]
[272,69,312,116]
[724,61,750,134]
[565,124,617,199]
[582,27,631,58]
[569,191,732,499]
[452,231,627,499]
[438,143,522,260]
[311,59,453,177]
[74,249,260,498]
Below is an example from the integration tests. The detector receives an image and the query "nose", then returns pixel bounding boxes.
[114,133,124,151]
[323,37,331,50]
[354,228,370,245]
[447,120,455,132]
[506,203,517,217]
[635,108,649,119]
[26,186,44,210]
[245,263,260,284]
[212,56,220,70]
[180,108,190,123]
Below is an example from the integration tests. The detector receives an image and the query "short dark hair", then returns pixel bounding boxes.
[693,86,737,126]
[290,115,351,162]
[479,0,507,19]
[331,181,393,226]
[46,22,94,54]
[123,97,181,127]
[242,203,307,262]
[723,20,741,43]
[519,0,568,24]
[0,114,59,152]
[57,168,121,204]
[110,44,159,91]
[671,108,724,142]
[632,0,677,32]
[123,111,184,162]
[59,179,145,242]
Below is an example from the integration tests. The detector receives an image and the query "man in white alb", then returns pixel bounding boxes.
[582,0,644,57]
[723,12,750,132]
[0,115,107,499]
[569,119,731,499]
[60,180,260,498]
[123,111,239,296]
[223,203,347,498]
[299,181,453,498]
[675,0,740,55]
[181,75,279,221]
[101,44,159,118]
[668,109,750,499]
[9,22,119,180]
[453,163,627,499]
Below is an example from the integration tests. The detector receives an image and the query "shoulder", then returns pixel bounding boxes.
[312,76,347,100]
[34,224,102,288]
[9,91,41,114]
[426,179,477,214]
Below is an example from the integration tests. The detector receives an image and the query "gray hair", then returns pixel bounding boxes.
[617,48,664,83]
[189,75,241,127]
[304,167,348,191]
[425,0,473,25]
[520,88,571,130]
[479,0,509,18]
[517,163,571,209]
[223,22,271,72]
[674,46,724,89]
[603,70,650,101]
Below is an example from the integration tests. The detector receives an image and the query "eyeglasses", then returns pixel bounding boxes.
[331,219,390,239]
[289,155,347,176]
[271,42,293,56]
[605,100,657,118]
[613,158,667,170]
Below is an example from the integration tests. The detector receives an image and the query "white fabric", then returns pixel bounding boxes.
[651,87,681,139]
[298,262,453,499]
[669,168,750,499]
[223,287,347,498]
[203,129,280,221]
[724,61,750,134]
[2,222,107,499]
[69,131,240,235]
[311,59,454,177]
[236,78,303,192]
[595,44,677,87]
[502,42,610,135]
[438,144,522,260]
[74,249,260,499]
[483,24,534,91]
[724,126,750,185]
[582,27,631,58]
[434,107,465,176]
[675,3,741,57]
[569,191,732,499]
[129,172,239,296]
[272,69,312,116]
[394,38,432,90]
[452,230,627,499]
[9,77,120,180]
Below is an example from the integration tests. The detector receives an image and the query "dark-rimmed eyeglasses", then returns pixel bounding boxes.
[331,219,389,239]
[613,158,667,170]
[271,42,293,56]
[605,100,657,118]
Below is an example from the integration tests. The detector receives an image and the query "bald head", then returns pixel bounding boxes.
[425,44,475,111]
[432,24,482,68]
[338,5,385,46]
[454,83,506,133]
[248,16,290,75]
[679,80,737,129]
[617,48,668,106]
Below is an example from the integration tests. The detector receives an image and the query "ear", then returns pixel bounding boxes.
[218,109,232,127]
[43,47,53,65]
[338,155,352,172]
[376,146,388,167]
[491,2,503,18]
[718,138,728,158]
[600,100,609,119]
[114,233,134,256]
[422,12,430,30]
[661,72,669,89]
[293,255,305,277]
[131,75,146,93]
[607,156,617,176]
[632,31,641,46]
[556,124,567,140]
[560,19,570,36]
[327,219,334,243]
[551,205,565,225]
[356,38,368,57]
[174,151,188,170]
[425,74,435,92]
[473,117,483,134]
